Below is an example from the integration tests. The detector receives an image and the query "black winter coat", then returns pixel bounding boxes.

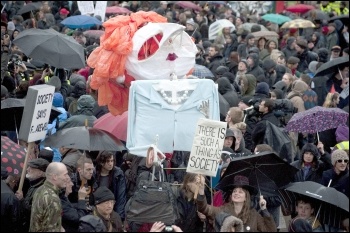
[252,112,280,148]
[1,181,20,232]
[322,168,349,198]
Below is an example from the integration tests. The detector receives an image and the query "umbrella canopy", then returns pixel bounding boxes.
[192,64,214,78]
[175,1,202,12]
[285,106,349,134]
[329,14,349,26]
[281,19,315,29]
[83,30,105,39]
[240,23,268,32]
[61,15,102,29]
[278,181,349,228]
[1,136,26,175]
[262,14,291,25]
[41,126,126,151]
[216,152,298,197]
[105,6,131,14]
[93,111,128,142]
[314,56,349,77]
[209,19,236,40]
[17,2,42,15]
[13,28,85,69]
[286,4,315,13]
[1,98,62,131]
[303,9,330,21]
[251,30,279,41]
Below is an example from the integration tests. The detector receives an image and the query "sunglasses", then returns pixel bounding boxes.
[337,159,349,164]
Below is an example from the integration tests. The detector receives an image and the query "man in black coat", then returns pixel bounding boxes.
[205,44,224,74]
[294,39,318,73]
[252,98,279,150]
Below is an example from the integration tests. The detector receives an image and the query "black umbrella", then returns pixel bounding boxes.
[17,2,43,15]
[278,181,349,228]
[219,93,230,121]
[1,98,61,131]
[329,14,349,26]
[314,56,349,77]
[13,28,85,69]
[216,151,298,197]
[41,126,126,151]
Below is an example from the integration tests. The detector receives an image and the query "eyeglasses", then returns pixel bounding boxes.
[337,159,349,164]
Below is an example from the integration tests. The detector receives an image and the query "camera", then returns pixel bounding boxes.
[164,226,173,232]
[273,99,298,127]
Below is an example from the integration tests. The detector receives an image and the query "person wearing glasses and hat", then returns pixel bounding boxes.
[187,175,276,232]
[322,149,349,197]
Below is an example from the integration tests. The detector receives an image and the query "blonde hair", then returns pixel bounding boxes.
[323,92,339,108]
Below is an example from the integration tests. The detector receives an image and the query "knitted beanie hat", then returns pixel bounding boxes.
[331,149,349,166]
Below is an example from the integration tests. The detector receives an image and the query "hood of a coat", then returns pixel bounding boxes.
[217,77,233,95]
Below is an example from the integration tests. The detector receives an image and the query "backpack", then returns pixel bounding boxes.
[125,165,180,227]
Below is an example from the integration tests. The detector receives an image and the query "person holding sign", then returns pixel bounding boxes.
[187,175,277,232]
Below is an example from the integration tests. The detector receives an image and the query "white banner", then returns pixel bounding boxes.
[77,1,94,15]
[18,85,55,142]
[186,118,226,177]
[94,1,107,22]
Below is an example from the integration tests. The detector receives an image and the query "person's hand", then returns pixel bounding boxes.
[197,211,206,222]
[150,222,165,232]
[18,62,27,72]
[259,195,267,210]
[171,225,183,232]
[317,141,325,155]
[187,175,205,195]
[78,186,88,200]
[15,190,23,200]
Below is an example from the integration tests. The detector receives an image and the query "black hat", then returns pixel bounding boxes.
[38,148,54,163]
[331,45,341,52]
[222,175,258,195]
[94,186,115,205]
[28,158,50,172]
[287,56,300,65]
[288,217,312,232]
[215,66,229,76]
[296,39,307,49]
[263,58,276,70]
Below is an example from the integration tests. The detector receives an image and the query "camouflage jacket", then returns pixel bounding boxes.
[29,180,62,232]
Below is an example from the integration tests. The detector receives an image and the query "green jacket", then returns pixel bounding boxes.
[29,180,62,232]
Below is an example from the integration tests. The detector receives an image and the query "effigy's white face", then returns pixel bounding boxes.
[125,23,197,81]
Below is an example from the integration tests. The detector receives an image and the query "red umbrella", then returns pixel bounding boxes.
[106,6,131,14]
[286,4,315,13]
[93,111,128,142]
[175,1,202,12]
[83,30,105,39]
[1,136,26,175]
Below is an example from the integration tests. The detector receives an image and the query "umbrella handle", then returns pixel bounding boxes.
[317,131,319,143]
[313,179,332,228]
[18,142,35,192]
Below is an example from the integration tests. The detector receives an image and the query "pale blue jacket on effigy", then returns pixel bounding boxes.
[127,79,220,157]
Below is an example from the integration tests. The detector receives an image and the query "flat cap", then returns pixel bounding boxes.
[296,39,307,49]
[287,56,300,65]
[331,45,341,51]
[28,158,50,172]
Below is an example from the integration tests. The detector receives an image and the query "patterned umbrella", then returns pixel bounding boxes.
[281,18,316,41]
[285,106,349,134]
[281,19,315,29]
[1,136,26,175]
[192,64,214,78]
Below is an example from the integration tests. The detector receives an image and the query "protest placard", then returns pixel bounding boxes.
[186,118,226,177]
[94,1,107,22]
[77,1,95,15]
[18,85,55,143]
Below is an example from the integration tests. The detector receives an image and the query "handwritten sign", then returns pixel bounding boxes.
[94,1,107,22]
[18,85,55,143]
[77,1,94,15]
[186,118,226,177]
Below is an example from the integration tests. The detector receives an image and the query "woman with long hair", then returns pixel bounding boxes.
[323,92,340,108]
[187,174,277,232]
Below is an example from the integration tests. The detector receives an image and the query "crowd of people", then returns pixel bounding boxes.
[1,1,349,232]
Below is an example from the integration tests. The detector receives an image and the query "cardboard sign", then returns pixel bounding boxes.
[186,118,226,177]
[18,85,55,142]
[77,1,95,15]
[94,1,107,22]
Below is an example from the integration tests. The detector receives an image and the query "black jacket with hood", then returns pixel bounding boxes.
[246,53,265,83]
[291,143,332,183]
[217,77,239,107]
[282,37,297,60]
